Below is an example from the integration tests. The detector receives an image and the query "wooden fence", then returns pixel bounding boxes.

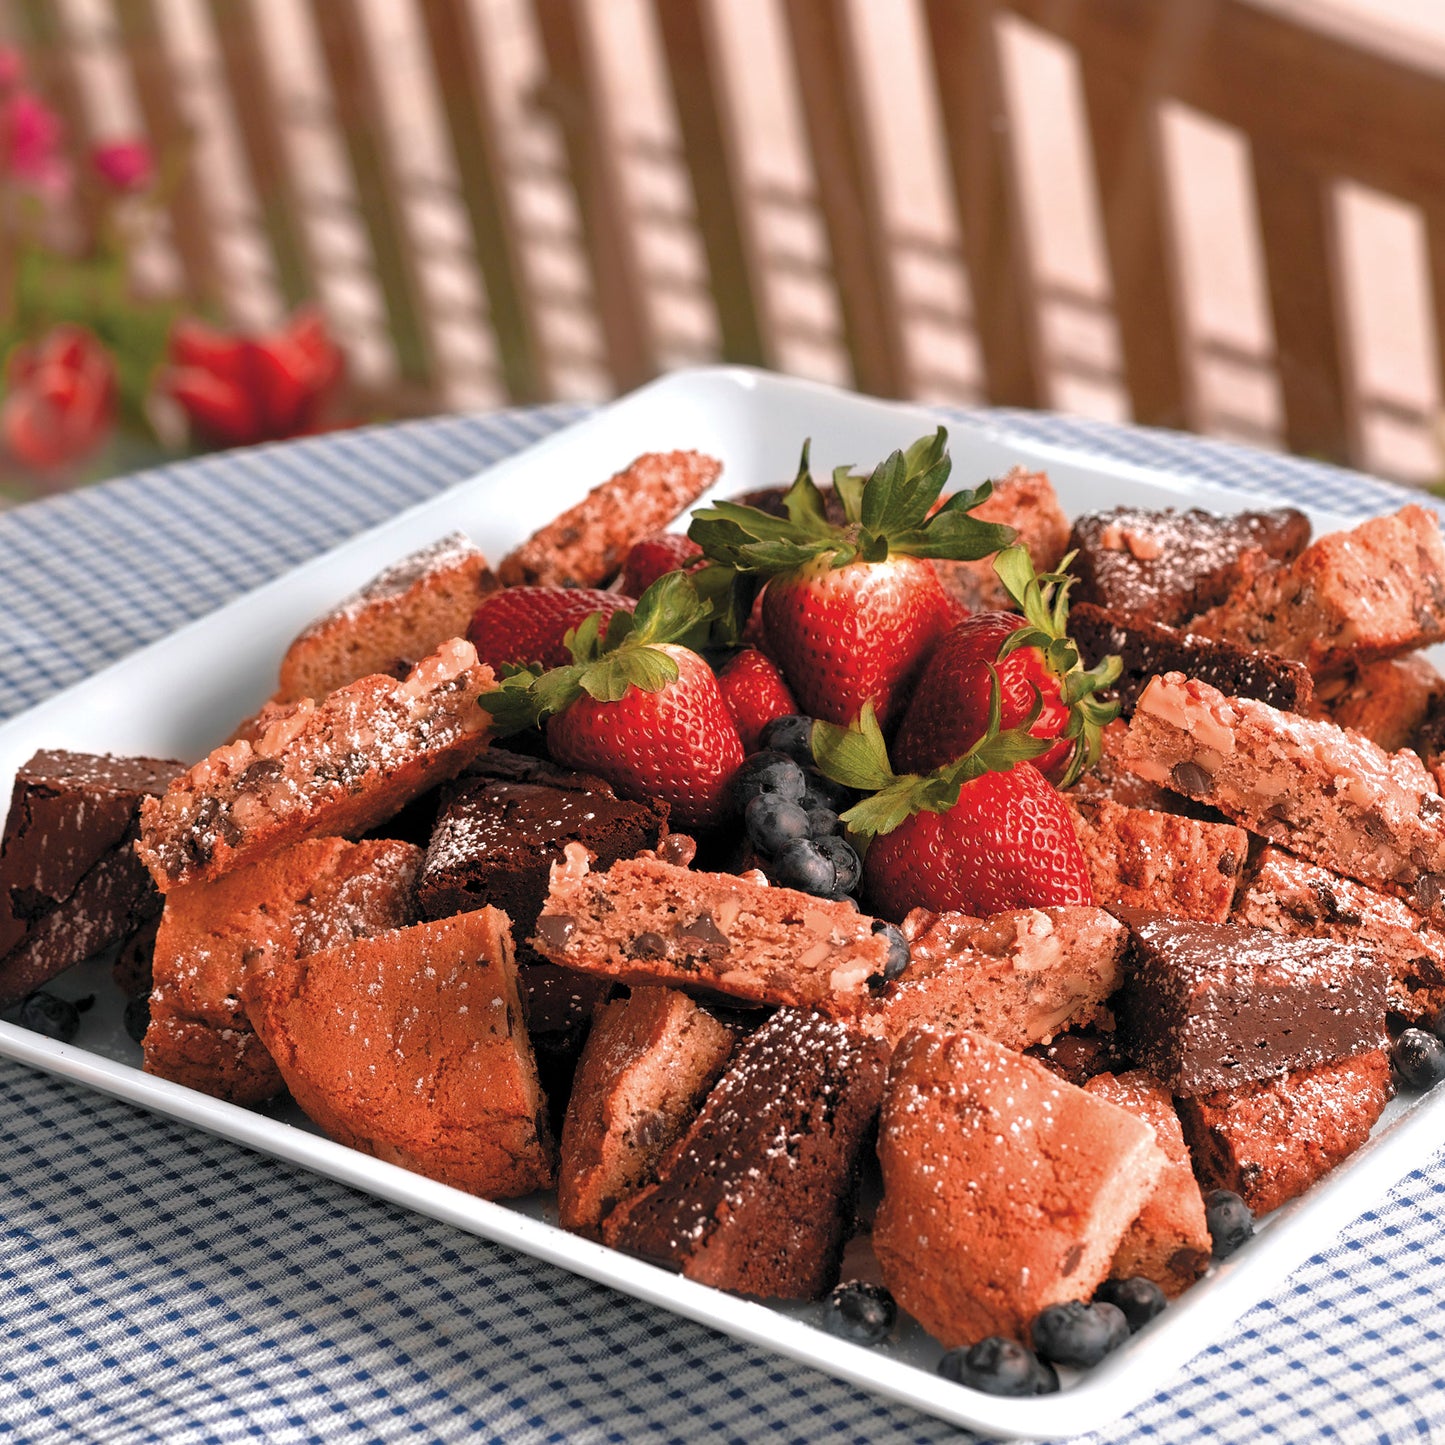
[10,0,1445,480]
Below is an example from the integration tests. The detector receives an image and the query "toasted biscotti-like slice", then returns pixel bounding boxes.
[1082,1071,1210,1296]
[1307,654,1445,753]
[498,451,722,588]
[873,1029,1166,1348]
[1069,719,1225,822]
[1064,794,1248,922]
[1234,846,1445,1024]
[243,907,555,1198]
[1121,672,1445,923]
[869,906,1126,1050]
[931,466,1070,612]
[143,836,422,1104]
[275,532,498,705]
[1069,506,1310,628]
[1189,505,1445,675]
[1069,601,1313,718]
[137,639,493,891]
[1176,1050,1393,1215]
[532,845,895,1015]
[602,1008,887,1299]
[558,987,736,1235]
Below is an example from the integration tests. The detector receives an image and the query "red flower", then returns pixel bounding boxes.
[1,90,69,198]
[2,325,117,474]
[91,139,154,193]
[162,306,345,450]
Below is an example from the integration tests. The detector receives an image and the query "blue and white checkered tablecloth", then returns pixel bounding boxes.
[1,402,1443,1443]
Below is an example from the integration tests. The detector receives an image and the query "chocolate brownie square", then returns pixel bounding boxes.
[1115,912,1388,1095]
[0,749,183,1005]
[1069,506,1310,628]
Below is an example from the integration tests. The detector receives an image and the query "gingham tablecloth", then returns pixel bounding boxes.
[1,403,1442,1444]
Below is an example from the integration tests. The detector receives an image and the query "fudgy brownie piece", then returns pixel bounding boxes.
[137,639,494,890]
[144,836,422,1104]
[417,751,668,961]
[873,1029,1166,1347]
[1189,505,1445,675]
[870,906,1127,1050]
[1064,794,1248,922]
[532,845,896,1016]
[602,1009,887,1299]
[1177,1050,1393,1215]
[243,906,556,1199]
[931,466,1070,613]
[275,532,498,705]
[558,987,736,1235]
[1025,1025,1129,1086]
[1115,912,1388,1095]
[1082,1071,1210,1296]
[498,450,723,588]
[1068,505,1310,627]
[0,750,183,1004]
[1069,601,1313,717]
[1308,654,1445,753]
[1234,846,1445,1024]
[1121,673,1445,924]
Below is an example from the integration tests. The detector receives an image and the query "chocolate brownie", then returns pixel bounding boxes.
[1069,506,1310,627]
[1115,912,1388,1095]
[0,750,183,1004]
[1177,1050,1393,1214]
[1069,601,1312,717]
[602,1009,887,1299]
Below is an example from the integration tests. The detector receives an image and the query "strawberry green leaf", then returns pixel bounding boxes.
[811,701,899,792]
[860,431,953,536]
[902,426,949,477]
[781,439,834,534]
[893,511,1016,561]
[576,643,680,703]
[839,777,922,844]
[479,666,551,734]
[629,569,713,646]
[831,463,865,524]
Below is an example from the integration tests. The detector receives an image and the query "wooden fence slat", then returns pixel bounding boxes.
[652,0,768,368]
[416,0,548,402]
[1423,208,1445,445]
[205,0,316,311]
[112,0,224,310]
[780,0,909,398]
[922,0,1043,408]
[531,0,655,391]
[1079,44,1191,430]
[306,0,436,391]
[1252,145,1354,464]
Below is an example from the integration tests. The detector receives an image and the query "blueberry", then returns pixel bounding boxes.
[733,751,807,809]
[803,806,843,839]
[770,839,836,896]
[17,991,81,1043]
[123,995,151,1045]
[937,1337,1058,1396]
[1391,1027,1445,1090]
[1030,1300,1129,1368]
[1204,1189,1255,1259]
[821,1281,895,1345]
[1094,1277,1167,1332]
[1419,1007,1445,1041]
[868,920,910,988]
[799,770,855,813]
[815,835,861,896]
[756,714,815,767]
[744,794,811,856]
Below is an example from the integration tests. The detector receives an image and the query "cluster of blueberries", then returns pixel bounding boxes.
[733,715,909,985]
[821,1187,1257,1396]
[16,988,148,1045]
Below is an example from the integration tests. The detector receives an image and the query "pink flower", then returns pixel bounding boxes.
[1,90,69,199]
[0,48,25,93]
[91,138,154,193]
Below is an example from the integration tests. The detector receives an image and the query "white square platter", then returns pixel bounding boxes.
[0,365,1441,1439]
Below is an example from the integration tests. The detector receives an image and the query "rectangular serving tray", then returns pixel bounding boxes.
[1,366,1440,1439]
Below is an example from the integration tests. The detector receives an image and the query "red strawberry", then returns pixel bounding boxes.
[620,531,704,597]
[548,643,743,829]
[479,573,743,830]
[894,547,1120,784]
[813,700,1091,922]
[715,648,798,752]
[689,430,1015,727]
[466,586,633,671]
